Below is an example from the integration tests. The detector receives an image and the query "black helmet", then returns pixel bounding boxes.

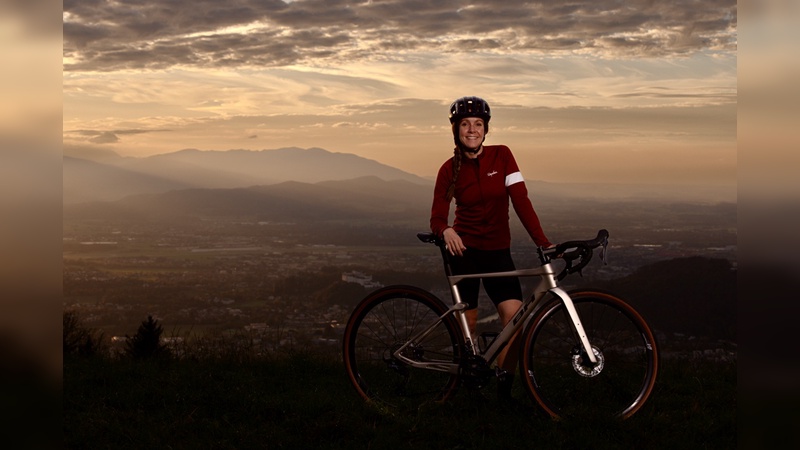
[448,96,491,123]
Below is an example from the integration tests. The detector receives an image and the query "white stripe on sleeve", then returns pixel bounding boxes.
[505,171,524,187]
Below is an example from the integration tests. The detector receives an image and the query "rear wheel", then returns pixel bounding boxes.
[342,285,462,412]
[520,289,658,420]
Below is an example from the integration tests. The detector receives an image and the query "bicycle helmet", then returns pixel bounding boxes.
[448,96,491,124]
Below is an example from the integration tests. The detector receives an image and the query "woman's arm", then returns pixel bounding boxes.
[430,163,453,237]
[509,182,551,248]
[502,147,552,247]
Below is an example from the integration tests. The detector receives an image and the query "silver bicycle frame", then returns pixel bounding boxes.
[392,261,597,373]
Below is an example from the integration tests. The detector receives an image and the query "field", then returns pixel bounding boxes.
[63,350,736,449]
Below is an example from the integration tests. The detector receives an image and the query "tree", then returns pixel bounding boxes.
[63,310,106,357]
[125,315,170,359]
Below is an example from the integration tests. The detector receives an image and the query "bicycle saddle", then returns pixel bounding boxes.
[416,232,442,245]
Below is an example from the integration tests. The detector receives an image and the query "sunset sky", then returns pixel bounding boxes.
[62,0,737,187]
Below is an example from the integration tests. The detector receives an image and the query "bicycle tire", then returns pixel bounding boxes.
[520,289,659,420]
[342,285,462,411]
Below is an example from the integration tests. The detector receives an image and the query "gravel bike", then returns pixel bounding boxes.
[342,229,658,420]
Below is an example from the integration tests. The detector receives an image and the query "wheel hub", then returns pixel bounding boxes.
[383,344,411,375]
[572,346,604,377]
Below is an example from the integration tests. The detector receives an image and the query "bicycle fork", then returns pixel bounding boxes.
[550,287,598,365]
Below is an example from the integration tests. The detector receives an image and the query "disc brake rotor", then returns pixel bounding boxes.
[572,346,604,377]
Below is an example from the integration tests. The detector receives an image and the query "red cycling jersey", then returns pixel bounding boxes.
[430,145,551,250]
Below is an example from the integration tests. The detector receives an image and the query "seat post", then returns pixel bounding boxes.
[416,231,454,277]
[439,243,454,277]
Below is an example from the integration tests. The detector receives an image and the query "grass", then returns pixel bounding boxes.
[64,349,736,450]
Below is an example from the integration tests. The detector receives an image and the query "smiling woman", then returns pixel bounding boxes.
[430,96,553,402]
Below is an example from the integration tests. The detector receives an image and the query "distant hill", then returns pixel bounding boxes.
[63,176,434,224]
[63,173,737,243]
[595,256,736,341]
[63,147,431,204]
[63,156,191,204]
[64,146,736,205]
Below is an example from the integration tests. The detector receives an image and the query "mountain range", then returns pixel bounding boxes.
[64,176,434,225]
[63,146,735,208]
[63,147,430,205]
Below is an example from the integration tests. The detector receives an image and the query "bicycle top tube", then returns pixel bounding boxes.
[446,266,554,284]
[416,229,609,282]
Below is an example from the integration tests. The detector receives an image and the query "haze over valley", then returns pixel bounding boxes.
[63,147,736,356]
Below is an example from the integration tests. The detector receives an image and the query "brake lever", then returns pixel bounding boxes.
[564,248,587,278]
[556,257,573,281]
[598,229,609,265]
[600,239,609,265]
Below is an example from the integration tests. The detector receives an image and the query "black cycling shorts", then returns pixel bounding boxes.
[449,247,522,310]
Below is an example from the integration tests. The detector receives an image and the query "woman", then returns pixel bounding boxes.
[430,96,552,403]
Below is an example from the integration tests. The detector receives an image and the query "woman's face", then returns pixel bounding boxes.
[458,117,485,150]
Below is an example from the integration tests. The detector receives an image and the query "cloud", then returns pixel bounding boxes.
[63,0,736,72]
[88,131,119,144]
[66,128,171,145]
[60,1,737,190]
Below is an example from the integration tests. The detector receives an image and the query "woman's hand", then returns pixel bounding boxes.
[443,227,466,256]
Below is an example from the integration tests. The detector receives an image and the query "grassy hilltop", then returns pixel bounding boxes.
[64,346,736,450]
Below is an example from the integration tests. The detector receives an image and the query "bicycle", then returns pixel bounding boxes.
[342,229,658,420]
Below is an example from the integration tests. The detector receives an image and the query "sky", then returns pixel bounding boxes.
[62,0,737,187]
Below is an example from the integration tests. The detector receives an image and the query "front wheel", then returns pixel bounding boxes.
[520,289,659,420]
[342,285,462,412]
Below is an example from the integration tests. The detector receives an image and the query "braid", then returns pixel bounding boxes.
[446,146,461,202]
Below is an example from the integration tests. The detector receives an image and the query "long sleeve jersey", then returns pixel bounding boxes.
[430,145,551,250]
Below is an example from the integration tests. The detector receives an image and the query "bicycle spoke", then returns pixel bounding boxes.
[343,286,461,412]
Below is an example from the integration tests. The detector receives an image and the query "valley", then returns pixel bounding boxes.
[63,190,736,355]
